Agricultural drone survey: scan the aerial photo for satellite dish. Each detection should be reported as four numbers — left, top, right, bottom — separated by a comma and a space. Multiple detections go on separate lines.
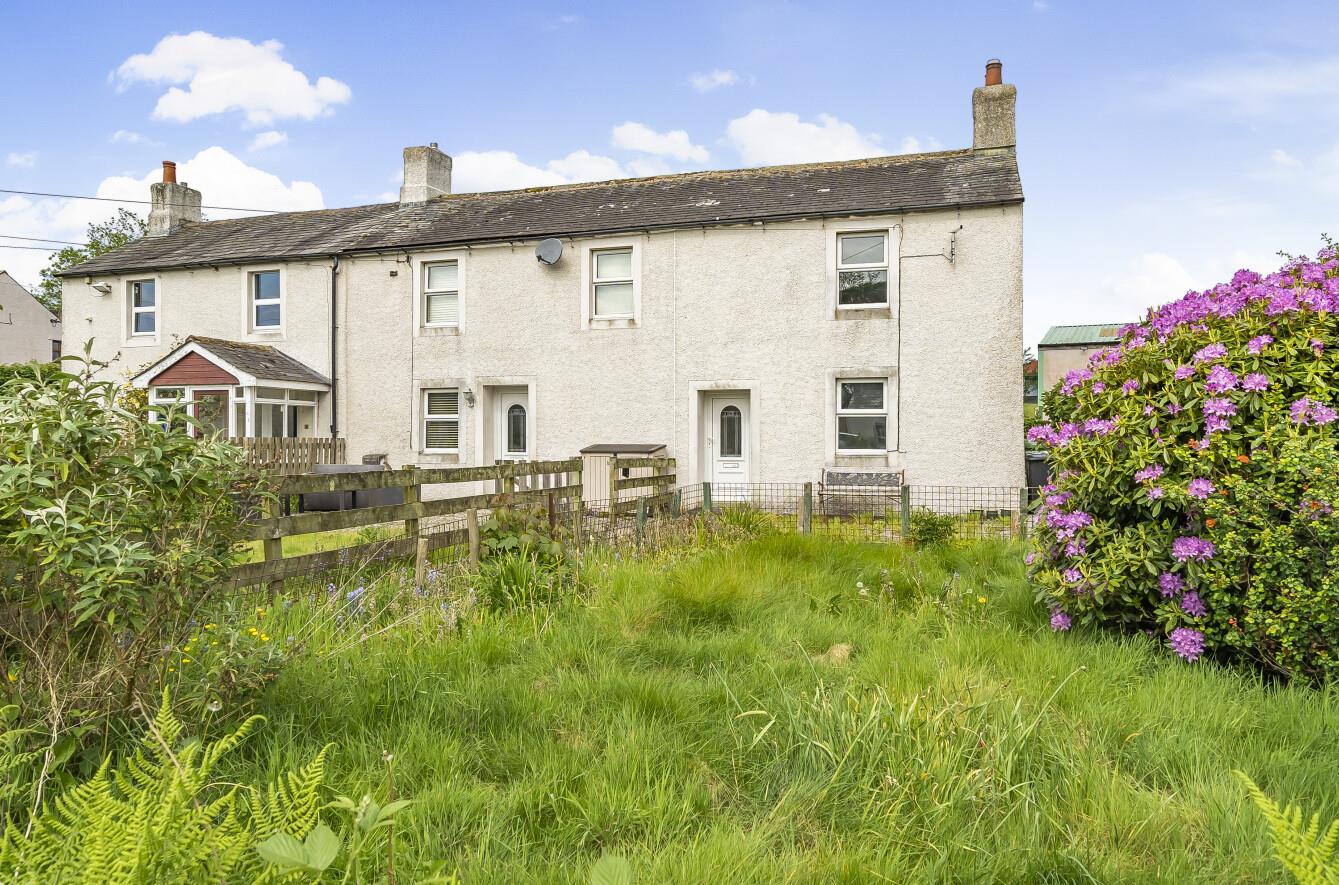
535, 238, 563, 265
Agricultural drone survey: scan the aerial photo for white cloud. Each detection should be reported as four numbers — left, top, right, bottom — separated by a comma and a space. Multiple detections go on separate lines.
452, 151, 568, 192
1157, 55, 1339, 116
0, 148, 322, 290
689, 69, 740, 93
1270, 148, 1301, 168
249, 130, 289, 151
610, 122, 709, 163
5, 151, 37, 167
110, 129, 156, 145
115, 31, 352, 126
546, 149, 627, 182
724, 109, 884, 165
897, 135, 942, 154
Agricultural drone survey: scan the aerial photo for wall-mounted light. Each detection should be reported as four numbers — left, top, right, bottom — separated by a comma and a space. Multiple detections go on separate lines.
91, 282, 112, 296
463, 389, 476, 408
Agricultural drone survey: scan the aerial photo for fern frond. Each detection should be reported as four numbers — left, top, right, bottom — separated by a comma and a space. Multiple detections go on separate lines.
1236, 770, 1339, 885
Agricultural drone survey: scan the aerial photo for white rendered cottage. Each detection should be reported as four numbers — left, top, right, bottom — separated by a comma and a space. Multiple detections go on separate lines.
63, 61, 1024, 489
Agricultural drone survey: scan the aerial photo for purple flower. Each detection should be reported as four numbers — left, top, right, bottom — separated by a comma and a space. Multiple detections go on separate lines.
1247, 334, 1273, 354
1064, 539, 1087, 557
1045, 491, 1072, 507
1291, 397, 1339, 426
1203, 397, 1236, 417
1172, 536, 1216, 562
1242, 373, 1269, 392
1121, 379, 1140, 395
1062, 567, 1083, 584
1092, 381, 1108, 394
1147, 486, 1165, 500
1180, 591, 1207, 618
1173, 364, 1195, 381
1025, 552, 1036, 565
1084, 417, 1118, 436
1158, 572, 1184, 597
1134, 463, 1165, 484
1205, 365, 1239, 394
1311, 338, 1325, 354
1205, 414, 1231, 434
1193, 343, 1228, 364
1166, 402, 1184, 415
1169, 627, 1206, 661
1050, 608, 1073, 632
1187, 478, 1215, 499
1143, 404, 1155, 416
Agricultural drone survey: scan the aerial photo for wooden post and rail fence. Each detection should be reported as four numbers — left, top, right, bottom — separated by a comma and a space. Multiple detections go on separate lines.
233, 456, 676, 588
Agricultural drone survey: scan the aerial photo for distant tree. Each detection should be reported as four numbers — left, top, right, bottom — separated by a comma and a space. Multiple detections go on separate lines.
36, 209, 146, 317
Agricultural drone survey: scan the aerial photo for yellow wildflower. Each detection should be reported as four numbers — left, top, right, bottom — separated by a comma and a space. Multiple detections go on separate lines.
260, 634, 270, 642
182, 656, 192, 664
977, 596, 987, 604
5, 672, 16, 684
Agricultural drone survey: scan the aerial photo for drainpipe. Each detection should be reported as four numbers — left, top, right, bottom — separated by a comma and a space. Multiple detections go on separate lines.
329, 254, 340, 437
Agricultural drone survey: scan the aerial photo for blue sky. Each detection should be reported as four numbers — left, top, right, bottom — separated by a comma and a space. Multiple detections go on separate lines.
2, 0, 1335, 347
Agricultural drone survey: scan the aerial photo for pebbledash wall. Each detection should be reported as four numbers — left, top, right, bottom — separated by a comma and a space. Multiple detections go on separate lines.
63, 203, 1022, 488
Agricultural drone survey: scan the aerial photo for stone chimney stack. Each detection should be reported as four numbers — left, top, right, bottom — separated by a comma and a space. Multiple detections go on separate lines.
147, 160, 203, 237
400, 143, 452, 204
972, 59, 1016, 152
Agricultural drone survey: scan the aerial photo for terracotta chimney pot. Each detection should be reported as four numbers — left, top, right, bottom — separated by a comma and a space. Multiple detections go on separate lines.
162, 160, 177, 184
985, 59, 1003, 86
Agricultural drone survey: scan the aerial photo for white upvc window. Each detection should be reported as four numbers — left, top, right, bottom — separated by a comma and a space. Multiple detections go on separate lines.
836, 232, 889, 307
836, 378, 888, 453
423, 261, 459, 327
591, 248, 634, 319
250, 270, 282, 330
422, 388, 460, 452
129, 279, 157, 336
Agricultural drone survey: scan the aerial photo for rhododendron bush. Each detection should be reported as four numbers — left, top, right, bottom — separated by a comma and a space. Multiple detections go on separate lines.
1028, 248, 1339, 680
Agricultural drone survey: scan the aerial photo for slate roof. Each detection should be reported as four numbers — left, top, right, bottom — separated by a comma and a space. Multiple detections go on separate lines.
63, 149, 1022, 277
1038, 324, 1126, 347
184, 336, 329, 385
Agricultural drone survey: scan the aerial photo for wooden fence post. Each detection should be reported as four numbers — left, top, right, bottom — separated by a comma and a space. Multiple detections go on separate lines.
900, 485, 913, 542
414, 536, 429, 591
1018, 487, 1030, 542
608, 456, 621, 512
262, 494, 284, 593
466, 507, 481, 566
702, 481, 713, 513
403, 465, 420, 539
799, 482, 813, 534
636, 496, 647, 546
671, 489, 682, 518
570, 462, 585, 548
546, 491, 557, 531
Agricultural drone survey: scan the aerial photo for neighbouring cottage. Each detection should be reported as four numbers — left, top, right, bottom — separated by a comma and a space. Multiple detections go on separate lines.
1037, 323, 1126, 394
0, 271, 62, 364
61, 61, 1024, 490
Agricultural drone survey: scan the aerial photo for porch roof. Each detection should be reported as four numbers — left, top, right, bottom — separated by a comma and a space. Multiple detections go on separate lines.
133, 336, 330, 389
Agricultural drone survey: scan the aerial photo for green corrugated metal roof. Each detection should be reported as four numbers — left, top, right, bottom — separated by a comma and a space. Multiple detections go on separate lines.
1038, 323, 1125, 347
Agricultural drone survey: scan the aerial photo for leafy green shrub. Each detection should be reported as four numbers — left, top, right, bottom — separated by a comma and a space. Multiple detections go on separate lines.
1236, 771, 1339, 884
908, 509, 957, 548
475, 550, 574, 611
0, 357, 260, 810
480, 504, 570, 562
1028, 249, 1339, 678
713, 503, 773, 535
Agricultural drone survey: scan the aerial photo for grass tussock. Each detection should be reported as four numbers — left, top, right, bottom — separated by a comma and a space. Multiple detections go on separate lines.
224, 535, 1339, 883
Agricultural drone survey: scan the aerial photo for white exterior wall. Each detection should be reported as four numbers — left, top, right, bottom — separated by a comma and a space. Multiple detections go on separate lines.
62, 260, 334, 430
0, 272, 62, 364
66, 204, 1022, 488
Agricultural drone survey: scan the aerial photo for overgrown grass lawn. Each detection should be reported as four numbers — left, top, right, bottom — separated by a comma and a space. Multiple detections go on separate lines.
233, 536, 1339, 882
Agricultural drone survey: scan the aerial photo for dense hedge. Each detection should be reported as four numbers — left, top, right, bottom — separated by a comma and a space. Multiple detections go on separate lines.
1028, 249, 1339, 680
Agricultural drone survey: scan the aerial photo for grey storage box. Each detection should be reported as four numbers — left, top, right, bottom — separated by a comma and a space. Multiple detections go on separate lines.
300, 463, 404, 512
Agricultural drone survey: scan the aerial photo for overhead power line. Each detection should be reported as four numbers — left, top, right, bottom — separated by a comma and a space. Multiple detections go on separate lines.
0, 233, 85, 245
0, 244, 61, 251
0, 188, 282, 214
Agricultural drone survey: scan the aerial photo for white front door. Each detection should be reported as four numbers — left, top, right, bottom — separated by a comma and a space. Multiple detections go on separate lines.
494, 390, 529, 461
707, 395, 749, 492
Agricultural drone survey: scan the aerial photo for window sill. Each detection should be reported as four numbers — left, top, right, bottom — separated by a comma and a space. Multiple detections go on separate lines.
834, 452, 892, 467
122, 336, 159, 348
418, 452, 461, 464
588, 317, 637, 330
834, 307, 892, 320
418, 325, 462, 337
